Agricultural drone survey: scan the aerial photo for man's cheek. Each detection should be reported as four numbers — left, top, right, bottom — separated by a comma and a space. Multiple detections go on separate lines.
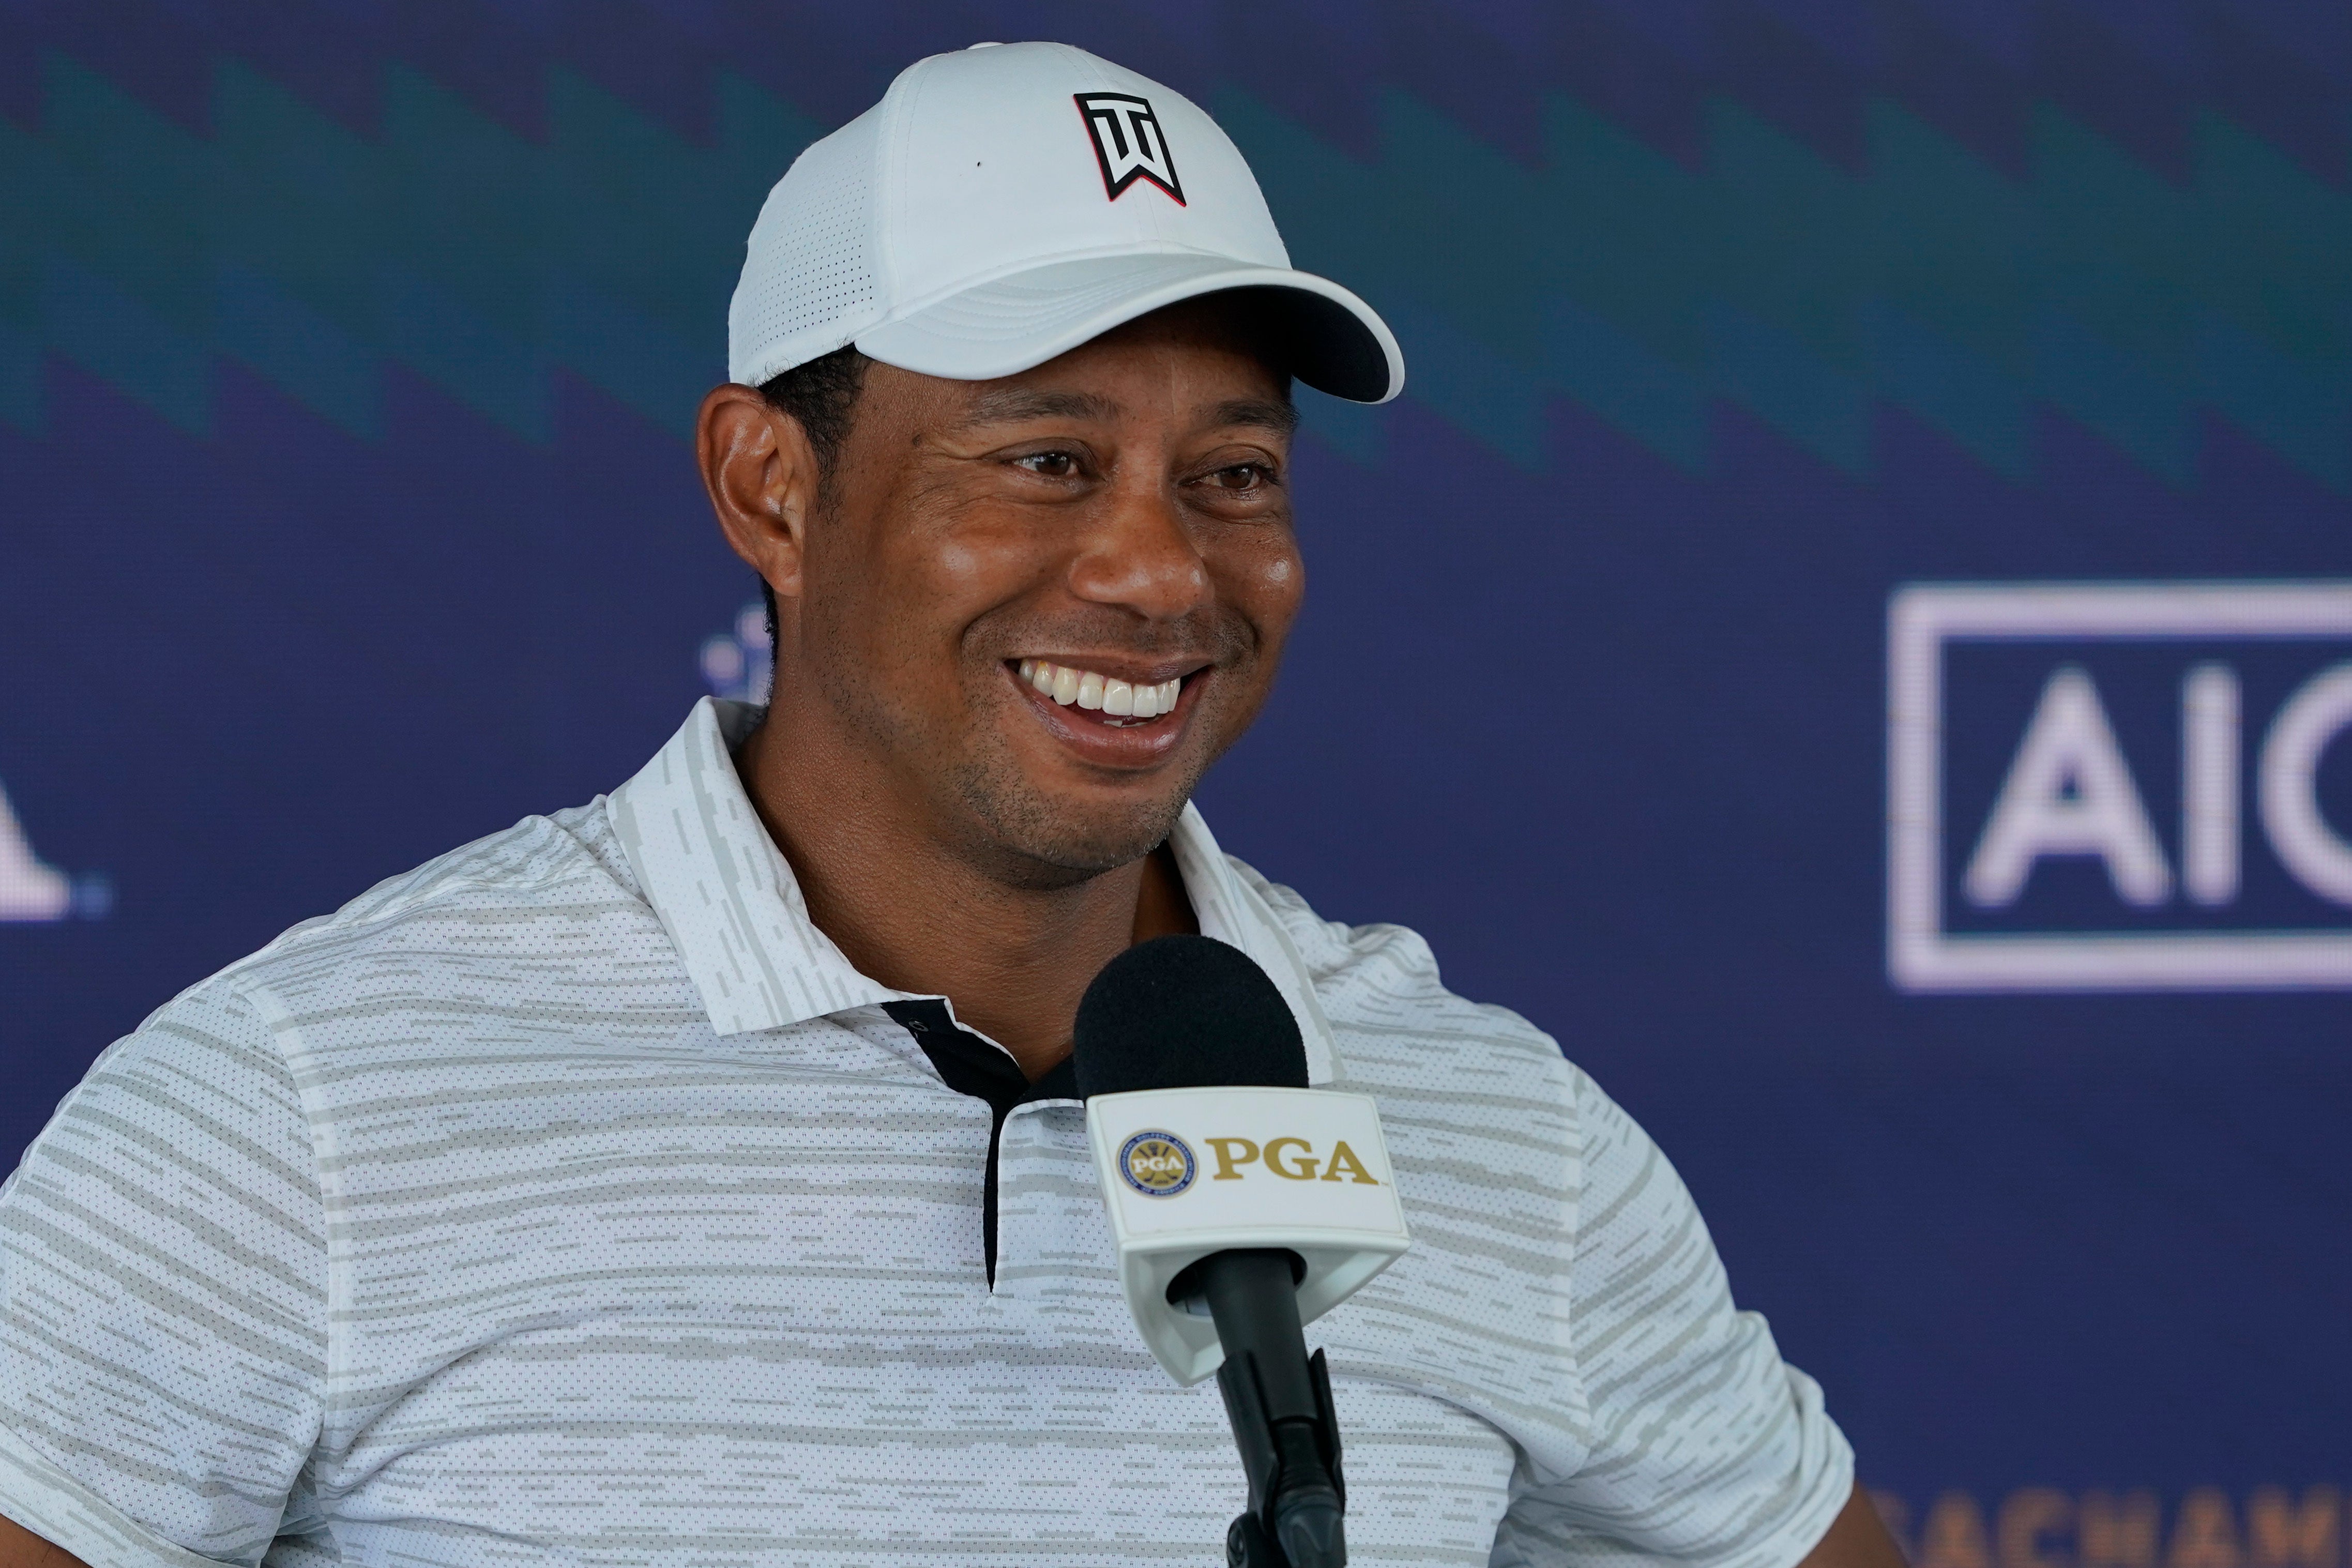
1226, 544, 1305, 650
927, 511, 1047, 604
1260, 546, 1300, 595
932, 537, 996, 591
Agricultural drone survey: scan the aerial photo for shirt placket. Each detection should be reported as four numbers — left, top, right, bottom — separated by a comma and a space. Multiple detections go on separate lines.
990, 1100, 1120, 1313
881, 998, 1086, 1290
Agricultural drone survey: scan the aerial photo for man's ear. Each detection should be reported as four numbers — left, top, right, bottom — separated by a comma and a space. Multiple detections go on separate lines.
697, 383, 822, 604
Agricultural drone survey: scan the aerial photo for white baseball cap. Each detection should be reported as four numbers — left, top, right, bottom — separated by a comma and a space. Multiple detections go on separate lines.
726, 41, 1404, 403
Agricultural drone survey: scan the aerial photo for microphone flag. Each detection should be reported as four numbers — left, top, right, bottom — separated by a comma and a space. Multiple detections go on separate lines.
1086, 1085, 1410, 1386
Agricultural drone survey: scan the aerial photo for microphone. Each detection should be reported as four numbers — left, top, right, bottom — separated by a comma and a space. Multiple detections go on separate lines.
1074, 936, 1410, 1568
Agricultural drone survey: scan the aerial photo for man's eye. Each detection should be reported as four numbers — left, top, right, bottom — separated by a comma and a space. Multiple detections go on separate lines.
1207, 464, 1269, 491
1015, 451, 1079, 478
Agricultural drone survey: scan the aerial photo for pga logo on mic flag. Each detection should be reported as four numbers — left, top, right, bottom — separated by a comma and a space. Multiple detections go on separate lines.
1116, 1130, 1199, 1196
1889, 582, 2352, 992
1088, 1088, 1410, 1386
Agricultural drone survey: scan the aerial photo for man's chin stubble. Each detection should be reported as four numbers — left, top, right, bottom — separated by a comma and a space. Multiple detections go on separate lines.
945, 755, 1201, 889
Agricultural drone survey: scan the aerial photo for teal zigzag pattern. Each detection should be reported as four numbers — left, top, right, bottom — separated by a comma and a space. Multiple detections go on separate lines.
0, 54, 816, 445
2, 50, 2347, 487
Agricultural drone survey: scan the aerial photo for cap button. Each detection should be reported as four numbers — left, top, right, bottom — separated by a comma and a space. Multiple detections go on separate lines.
966, 40, 1002, 48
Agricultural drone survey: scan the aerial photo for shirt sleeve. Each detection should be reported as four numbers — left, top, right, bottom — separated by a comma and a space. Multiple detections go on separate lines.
0, 983, 328, 1568
1490, 1071, 1854, 1568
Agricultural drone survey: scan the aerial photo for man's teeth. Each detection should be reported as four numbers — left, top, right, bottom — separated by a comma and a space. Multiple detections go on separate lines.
1019, 660, 1182, 719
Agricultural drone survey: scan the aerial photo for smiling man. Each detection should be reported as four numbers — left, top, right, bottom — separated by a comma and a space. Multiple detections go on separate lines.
0, 41, 1899, 1568
708, 303, 1304, 1085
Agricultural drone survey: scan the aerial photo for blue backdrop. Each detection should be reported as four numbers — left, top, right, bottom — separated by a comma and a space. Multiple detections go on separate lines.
5, 2, 2350, 1559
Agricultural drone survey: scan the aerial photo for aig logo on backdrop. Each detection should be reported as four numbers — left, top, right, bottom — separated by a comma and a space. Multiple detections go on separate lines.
1888, 583, 2352, 991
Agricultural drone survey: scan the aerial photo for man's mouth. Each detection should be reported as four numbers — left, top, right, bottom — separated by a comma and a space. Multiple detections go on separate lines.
1016, 658, 1187, 727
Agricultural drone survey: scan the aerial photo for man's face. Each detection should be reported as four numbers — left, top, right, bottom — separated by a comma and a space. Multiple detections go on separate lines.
786, 301, 1302, 884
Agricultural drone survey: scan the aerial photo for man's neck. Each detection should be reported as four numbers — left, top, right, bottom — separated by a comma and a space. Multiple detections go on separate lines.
733, 709, 1196, 1082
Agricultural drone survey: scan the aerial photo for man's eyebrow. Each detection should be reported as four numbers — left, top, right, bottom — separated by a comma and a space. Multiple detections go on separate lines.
1211, 398, 1301, 439
948, 389, 1300, 437
955, 389, 1122, 429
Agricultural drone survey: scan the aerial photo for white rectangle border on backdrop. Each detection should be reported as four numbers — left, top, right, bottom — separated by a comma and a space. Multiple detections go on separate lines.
1888, 581, 2352, 993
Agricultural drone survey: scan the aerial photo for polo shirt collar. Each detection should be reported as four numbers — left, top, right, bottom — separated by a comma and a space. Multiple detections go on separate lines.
606, 698, 1337, 1084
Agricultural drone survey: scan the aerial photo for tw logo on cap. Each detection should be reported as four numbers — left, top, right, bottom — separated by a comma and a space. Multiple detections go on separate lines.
1074, 93, 1185, 206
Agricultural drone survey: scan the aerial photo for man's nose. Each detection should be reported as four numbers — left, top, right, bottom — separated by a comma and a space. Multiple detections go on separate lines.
1065, 478, 1212, 623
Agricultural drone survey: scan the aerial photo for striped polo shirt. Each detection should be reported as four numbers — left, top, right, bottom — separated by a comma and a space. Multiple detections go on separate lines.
0, 698, 1853, 1568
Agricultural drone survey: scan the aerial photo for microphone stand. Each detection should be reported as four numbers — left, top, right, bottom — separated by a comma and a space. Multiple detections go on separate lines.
1192, 1251, 1348, 1568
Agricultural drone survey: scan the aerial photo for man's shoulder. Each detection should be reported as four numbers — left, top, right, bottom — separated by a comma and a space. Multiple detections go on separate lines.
1222, 853, 1581, 1106
180, 797, 651, 1015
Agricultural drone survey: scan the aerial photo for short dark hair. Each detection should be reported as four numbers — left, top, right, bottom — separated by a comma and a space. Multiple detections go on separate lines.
758, 344, 872, 479
752, 345, 873, 659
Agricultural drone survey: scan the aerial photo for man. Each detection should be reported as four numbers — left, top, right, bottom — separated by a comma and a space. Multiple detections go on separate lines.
0, 42, 1900, 1568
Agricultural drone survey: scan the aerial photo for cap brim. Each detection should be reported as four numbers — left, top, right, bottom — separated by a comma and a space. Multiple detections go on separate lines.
855, 253, 1404, 404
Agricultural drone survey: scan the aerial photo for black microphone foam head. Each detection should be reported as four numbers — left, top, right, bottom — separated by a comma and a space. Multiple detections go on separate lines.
1073, 934, 1308, 1098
